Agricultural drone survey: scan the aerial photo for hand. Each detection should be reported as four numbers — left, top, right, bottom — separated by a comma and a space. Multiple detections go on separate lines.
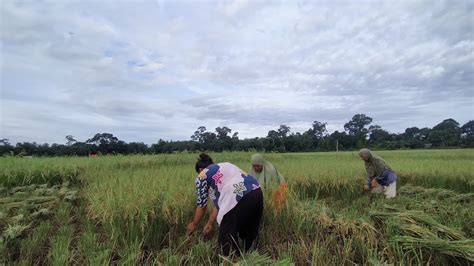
203, 223, 214, 237
186, 222, 197, 235
371, 179, 379, 188
363, 185, 370, 192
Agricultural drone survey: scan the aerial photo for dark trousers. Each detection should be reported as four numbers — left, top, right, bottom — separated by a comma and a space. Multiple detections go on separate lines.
218, 188, 264, 256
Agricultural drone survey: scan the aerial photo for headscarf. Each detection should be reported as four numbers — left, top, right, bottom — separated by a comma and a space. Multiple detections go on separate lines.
251, 153, 265, 165
359, 148, 392, 178
248, 153, 285, 190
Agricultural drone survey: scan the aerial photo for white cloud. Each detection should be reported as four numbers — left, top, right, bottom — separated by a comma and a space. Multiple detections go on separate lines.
1, 0, 473, 144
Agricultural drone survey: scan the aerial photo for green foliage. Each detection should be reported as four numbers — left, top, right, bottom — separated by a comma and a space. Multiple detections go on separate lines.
2, 116, 473, 156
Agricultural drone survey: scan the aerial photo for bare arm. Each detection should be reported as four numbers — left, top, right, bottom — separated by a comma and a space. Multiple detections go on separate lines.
206, 207, 218, 226
203, 207, 218, 237
192, 206, 206, 225
187, 206, 206, 235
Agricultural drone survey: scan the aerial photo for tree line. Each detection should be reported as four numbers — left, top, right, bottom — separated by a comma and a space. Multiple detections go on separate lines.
1, 114, 473, 156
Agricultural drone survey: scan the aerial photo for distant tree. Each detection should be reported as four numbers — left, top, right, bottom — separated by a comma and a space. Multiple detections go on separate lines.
127, 142, 148, 154
4, 116, 472, 156
86, 133, 118, 145
230, 132, 239, 151
325, 131, 352, 151
278, 125, 291, 152
402, 127, 423, 148
307, 121, 328, 139
301, 121, 327, 150
428, 119, 461, 147
265, 126, 291, 152
461, 120, 474, 147
215, 127, 231, 139
0, 138, 10, 146
15, 142, 39, 156
419, 127, 431, 141
267, 130, 279, 140
344, 114, 373, 136
344, 114, 373, 148
65, 135, 77, 146
0, 138, 13, 155
69, 142, 91, 156
86, 133, 120, 154
191, 126, 207, 143
277, 125, 291, 138
266, 130, 280, 150
202, 131, 218, 150
215, 126, 233, 151
368, 125, 391, 147
151, 139, 167, 153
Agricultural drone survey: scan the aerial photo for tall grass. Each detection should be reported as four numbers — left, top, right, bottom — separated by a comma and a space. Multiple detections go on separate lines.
1, 149, 473, 264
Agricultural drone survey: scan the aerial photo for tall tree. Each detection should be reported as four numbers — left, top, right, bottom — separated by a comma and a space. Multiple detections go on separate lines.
215, 127, 232, 139
344, 114, 373, 148
428, 119, 461, 147
277, 125, 291, 138
461, 120, 474, 147
65, 135, 77, 146
267, 130, 281, 151
191, 126, 207, 143
86, 133, 120, 154
86, 133, 118, 145
368, 125, 391, 146
215, 126, 233, 151
344, 114, 373, 136
307, 121, 328, 139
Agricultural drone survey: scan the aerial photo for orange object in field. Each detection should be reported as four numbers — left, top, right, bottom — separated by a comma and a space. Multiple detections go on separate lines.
272, 183, 288, 210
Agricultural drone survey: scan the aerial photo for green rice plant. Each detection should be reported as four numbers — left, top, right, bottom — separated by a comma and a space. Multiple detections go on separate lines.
233, 251, 293, 265
78, 217, 111, 265
1, 149, 473, 264
19, 221, 53, 264
118, 238, 141, 265
48, 202, 74, 265
186, 240, 215, 264
393, 236, 474, 262
153, 248, 183, 265
49, 225, 73, 266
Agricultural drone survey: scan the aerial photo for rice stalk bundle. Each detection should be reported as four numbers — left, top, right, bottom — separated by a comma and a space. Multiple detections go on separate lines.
392, 236, 474, 262
370, 210, 465, 241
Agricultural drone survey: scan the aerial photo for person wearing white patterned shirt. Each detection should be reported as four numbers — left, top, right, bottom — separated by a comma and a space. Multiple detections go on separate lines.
186, 154, 263, 256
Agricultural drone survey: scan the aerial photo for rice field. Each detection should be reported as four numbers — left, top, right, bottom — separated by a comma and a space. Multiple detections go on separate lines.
1, 149, 473, 265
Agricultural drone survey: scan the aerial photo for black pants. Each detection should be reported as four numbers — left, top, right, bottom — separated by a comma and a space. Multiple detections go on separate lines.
218, 188, 263, 256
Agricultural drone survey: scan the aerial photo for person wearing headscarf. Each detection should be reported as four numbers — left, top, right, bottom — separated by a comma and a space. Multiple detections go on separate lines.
186, 153, 263, 257
359, 148, 397, 198
248, 153, 286, 190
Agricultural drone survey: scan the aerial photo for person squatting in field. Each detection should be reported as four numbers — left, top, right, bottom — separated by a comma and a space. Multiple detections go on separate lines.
248, 153, 288, 209
359, 148, 398, 198
247, 153, 286, 191
186, 153, 264, 256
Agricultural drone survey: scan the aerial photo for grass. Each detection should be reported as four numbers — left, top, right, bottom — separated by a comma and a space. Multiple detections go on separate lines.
0, 149, 473, 264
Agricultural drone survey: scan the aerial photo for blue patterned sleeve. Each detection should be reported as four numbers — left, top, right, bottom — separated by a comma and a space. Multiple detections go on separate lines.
195, 176, 208, 208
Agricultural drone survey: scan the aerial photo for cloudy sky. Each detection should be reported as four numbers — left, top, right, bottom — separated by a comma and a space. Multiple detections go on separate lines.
1, 0, 473, 144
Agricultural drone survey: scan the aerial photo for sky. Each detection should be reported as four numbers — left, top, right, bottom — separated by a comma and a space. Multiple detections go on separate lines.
1, 0, 473, 144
